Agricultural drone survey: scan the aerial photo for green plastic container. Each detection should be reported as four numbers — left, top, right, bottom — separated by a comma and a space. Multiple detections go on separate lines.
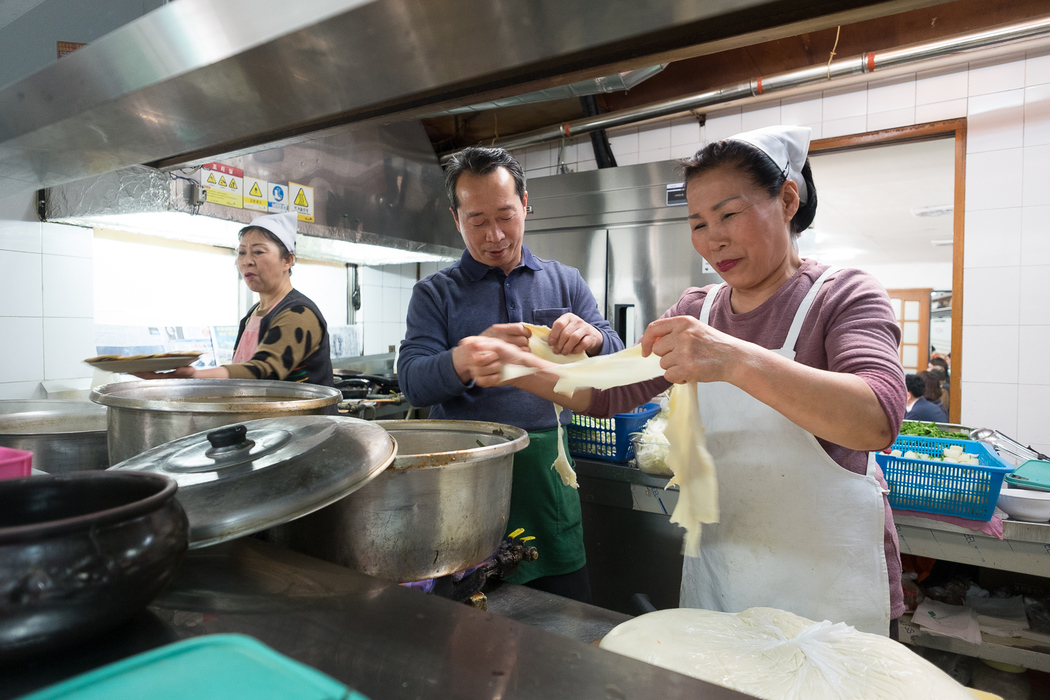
1005, 459, 1050, 492
19, 634, 368, 700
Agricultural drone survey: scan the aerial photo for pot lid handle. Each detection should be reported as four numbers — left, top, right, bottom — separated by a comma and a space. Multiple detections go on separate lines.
206, 425, 255, 455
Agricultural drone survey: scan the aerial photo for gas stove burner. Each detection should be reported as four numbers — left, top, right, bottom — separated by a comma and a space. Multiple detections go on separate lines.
400, 534, 538, 608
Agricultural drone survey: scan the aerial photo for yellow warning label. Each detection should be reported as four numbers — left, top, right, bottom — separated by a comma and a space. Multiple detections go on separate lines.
289, 181, 314, 222
207, 173, 217, 184
218, 176, 227, 187
243, 176, 268, 212
229, 179, 237, 190
204, 189, 241, 207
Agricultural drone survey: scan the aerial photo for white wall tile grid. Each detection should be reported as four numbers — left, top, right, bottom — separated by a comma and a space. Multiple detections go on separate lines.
504, 47, 1050, 449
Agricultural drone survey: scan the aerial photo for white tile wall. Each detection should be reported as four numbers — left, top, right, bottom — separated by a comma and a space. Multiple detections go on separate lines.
43, 317, 95, 380
915, 99, 967, 123
0, 316, 44, 383
0, 250, 42, 316
963, 208, 1021, 269
1017, 385, 1050, 447
966, 89, 1024, 153
822, 84, 867, 120
1026, 49, 1050, 87
42, 254, 93, 318
969, 57, 1026, 96
740, 103, 781, 131
1024, 84, 1050, 146
360, 263, 419, 356
867, 74, 916, 113
1019, 265, 1050, 325
1022, 143, 1050, 207
0, 381, 46, 399
1021, 206, 1050, 265
1019, 326, 1050, 385
0, 219, 40, 254
41, 222, 92, 258
705, 108, 742, 142
965, 148, 1023, 210
916, 66, 968, 106
961, 267, 1020, 326
960, 381, 1019, 437
960, 324, 1018, 384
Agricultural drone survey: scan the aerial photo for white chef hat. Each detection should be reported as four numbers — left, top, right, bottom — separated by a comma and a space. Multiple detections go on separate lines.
241, 211, 298, 254
728, 125, 812, 204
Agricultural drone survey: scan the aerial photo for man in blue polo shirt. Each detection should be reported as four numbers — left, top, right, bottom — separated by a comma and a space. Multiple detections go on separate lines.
397, 146, 622, 602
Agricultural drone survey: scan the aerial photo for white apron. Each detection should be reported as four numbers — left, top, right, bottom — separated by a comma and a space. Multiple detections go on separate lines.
680, 267, 892, 635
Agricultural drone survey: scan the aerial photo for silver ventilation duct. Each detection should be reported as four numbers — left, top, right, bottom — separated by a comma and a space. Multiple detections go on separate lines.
0, 0, 945, 199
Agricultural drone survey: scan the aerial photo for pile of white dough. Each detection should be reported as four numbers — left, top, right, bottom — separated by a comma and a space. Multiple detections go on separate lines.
599, 607, 976, 700
503, 325, 718, 555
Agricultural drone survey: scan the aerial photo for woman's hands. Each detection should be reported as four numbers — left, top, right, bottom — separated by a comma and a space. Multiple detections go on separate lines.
640, 315, 748, 385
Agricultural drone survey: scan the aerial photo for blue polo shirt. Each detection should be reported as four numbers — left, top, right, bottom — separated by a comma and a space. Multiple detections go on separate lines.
397, 246, 623, 431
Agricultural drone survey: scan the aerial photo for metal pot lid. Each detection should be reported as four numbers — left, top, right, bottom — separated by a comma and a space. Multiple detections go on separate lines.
0, 400, 107, 435
110, 415, 396, 549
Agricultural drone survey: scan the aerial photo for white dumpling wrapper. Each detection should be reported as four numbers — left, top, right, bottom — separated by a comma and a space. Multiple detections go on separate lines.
599, 607, 974, 700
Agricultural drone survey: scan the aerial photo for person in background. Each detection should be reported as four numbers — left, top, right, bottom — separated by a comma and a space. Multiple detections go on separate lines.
905, 372, 948, 422
135, 212, 336, 394
475, 126, 906, 637
927, 356, 951, 410
397, 146, 624, 603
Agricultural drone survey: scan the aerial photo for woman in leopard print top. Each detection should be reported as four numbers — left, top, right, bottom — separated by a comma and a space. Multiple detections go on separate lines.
135, 212, 334, 389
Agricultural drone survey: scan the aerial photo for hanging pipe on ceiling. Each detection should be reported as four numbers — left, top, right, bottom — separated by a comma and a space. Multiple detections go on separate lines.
438, 15, 1050, 163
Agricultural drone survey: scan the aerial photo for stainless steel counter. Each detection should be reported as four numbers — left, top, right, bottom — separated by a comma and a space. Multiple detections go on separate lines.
3, 539, 752, 700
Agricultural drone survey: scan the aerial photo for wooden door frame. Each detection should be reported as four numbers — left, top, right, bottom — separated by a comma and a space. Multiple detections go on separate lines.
810, 118, 967, 424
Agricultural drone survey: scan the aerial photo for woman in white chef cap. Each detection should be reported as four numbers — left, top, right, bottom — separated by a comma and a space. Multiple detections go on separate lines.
469, 126, 908, 638
136, 212, 336, 393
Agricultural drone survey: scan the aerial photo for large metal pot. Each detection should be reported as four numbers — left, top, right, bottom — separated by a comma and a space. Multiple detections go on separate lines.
90, 379, 341, 463
266, 420, 529, 582
0, 400, 109, 473
0, 471, 188, 659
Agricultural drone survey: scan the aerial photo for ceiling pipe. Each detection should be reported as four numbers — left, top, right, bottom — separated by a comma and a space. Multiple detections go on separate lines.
438, 16, 1050, 162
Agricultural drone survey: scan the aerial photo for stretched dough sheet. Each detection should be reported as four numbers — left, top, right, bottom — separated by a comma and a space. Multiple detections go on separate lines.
503, 330, 718, 546
665, 383, 718, 557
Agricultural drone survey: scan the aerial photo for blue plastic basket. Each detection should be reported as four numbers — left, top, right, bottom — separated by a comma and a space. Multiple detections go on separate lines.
567, 402, 660, 463
875, 435, 1014, 521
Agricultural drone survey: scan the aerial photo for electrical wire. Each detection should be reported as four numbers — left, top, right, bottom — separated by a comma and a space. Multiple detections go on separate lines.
827, 26, 841, 79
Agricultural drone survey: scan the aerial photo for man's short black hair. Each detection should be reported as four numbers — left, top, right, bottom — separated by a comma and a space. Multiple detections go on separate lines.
444, 146, 526, 211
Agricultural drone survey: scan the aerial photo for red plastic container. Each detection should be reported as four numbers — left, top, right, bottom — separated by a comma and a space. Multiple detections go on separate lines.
0, 446, 32, 480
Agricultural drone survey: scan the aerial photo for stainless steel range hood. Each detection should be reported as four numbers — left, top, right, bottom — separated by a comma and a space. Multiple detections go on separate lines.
0, 0, 943, 199
44, 119, 465, 265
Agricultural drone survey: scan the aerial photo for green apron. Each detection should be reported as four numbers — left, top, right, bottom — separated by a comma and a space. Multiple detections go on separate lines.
502, 426, 586, 584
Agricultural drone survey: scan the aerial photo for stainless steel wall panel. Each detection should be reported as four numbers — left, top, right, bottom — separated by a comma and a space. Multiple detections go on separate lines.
608, 223, 721, 338
524, 229, 608, 314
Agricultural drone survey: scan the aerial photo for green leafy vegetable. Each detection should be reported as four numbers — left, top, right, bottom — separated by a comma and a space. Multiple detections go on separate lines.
898, 421, 970, 440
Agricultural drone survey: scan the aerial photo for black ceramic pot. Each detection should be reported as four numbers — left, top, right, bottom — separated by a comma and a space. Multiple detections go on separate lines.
0, 471, 188, 660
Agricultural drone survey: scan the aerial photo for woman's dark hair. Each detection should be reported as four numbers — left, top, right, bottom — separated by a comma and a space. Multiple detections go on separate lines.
919, 371, 942, 402
905, 373, 925, 399
443, 146, 527, 211
238, 226, 294, 275
681, 139, 817, 236
929, 357, 949, 374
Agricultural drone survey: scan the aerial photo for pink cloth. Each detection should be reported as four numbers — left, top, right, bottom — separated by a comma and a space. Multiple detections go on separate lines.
893, 509, 1004, 539
232, 313, 262, 364
588, 259, 909, 618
